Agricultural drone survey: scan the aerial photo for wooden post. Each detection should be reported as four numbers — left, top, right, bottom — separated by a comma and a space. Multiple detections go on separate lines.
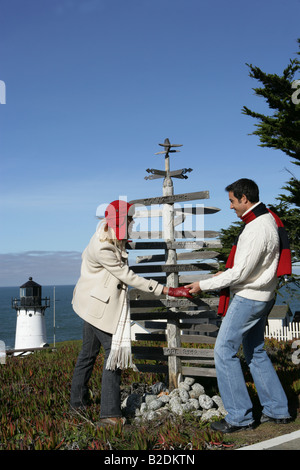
162, 138, 182, 389
128, 138, 222, 382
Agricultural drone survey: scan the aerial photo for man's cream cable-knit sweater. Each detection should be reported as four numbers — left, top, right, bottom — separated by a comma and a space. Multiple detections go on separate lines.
199, 211, 280, 302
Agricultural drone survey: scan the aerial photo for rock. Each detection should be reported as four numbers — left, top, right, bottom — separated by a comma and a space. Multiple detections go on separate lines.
144, 394, 157, 405
184, 377, 195, 387
170, 402, 183, 416
179, 389, 190, 403
169, 397, 183, 415
178, 381, 190, 392
201, 409, 222, 421
192, 410, 203, 418
212, 395, 227, 415
190, 383, 205, 398
188, 398, 200, 410
148, 398, 164, 411
182, 402, 194, 413
159, 394, 170, 404
150, 382, 167, 395
199, 394, 214, 410
169, 396, 181, 406
121, 393, 142, 416
211, 395, 223, 407
145, 410, 157, 421
122, 380, 224, 424
140, 402, 148, 413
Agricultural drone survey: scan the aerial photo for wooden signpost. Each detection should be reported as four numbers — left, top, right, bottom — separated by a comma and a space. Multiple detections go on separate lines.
128, 138, 222, 388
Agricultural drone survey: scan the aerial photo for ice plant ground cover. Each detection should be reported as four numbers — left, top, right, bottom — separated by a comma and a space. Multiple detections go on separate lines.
0, 339, 299, 450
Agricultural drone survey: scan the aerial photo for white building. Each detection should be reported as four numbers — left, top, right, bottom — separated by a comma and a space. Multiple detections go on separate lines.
12, 277, 50, 355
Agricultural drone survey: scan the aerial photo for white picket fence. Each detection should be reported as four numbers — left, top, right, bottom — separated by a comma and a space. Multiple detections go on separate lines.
265, 322, 300, 341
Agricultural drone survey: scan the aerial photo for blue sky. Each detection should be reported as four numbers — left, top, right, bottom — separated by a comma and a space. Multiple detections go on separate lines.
0, 0, 299, 286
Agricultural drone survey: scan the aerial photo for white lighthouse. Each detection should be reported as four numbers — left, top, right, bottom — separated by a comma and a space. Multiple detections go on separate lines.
12, 277, 50, 355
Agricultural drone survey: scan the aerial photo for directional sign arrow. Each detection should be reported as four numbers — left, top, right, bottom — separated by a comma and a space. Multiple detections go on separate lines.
158, 141, 183, 148
145, 168, 193, 180
146, 169, 166, 176
133, 206, 220, 218
129, 190, 209, 206
155, 149, 181, 155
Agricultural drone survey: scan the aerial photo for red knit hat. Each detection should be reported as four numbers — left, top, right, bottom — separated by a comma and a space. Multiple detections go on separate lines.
105, 200, 133, 241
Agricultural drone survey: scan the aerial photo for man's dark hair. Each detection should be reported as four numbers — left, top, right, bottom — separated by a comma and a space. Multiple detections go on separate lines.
225, 178, 259, 203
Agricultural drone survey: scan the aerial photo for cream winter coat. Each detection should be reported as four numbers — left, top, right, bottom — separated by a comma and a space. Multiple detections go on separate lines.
72, 233, 164, 334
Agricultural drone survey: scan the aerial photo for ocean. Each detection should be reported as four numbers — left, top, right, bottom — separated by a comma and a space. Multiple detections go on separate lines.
1, 283, 299, 351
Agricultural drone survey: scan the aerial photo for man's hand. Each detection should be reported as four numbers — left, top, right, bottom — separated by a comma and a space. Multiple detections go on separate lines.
168, 287, 193, 298
184, 282, 201, 295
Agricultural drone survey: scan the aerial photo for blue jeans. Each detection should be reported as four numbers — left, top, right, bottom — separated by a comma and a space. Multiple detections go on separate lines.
214, 295, 290, 427
70, 321, 122, 418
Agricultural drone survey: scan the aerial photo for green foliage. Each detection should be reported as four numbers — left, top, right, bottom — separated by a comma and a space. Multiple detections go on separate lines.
242, 39, 300, 164
241, 39, 300, 264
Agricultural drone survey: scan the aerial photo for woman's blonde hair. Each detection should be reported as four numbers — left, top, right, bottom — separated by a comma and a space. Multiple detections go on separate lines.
96, 219, 123, 248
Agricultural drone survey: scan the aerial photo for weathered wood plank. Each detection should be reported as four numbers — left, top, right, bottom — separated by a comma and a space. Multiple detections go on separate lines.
132, 346, 166, 360
127, 240, 221, 250
129, 190, 210, 206
134, 333, 216, 344
181, 334, 216, 344
181, 359, 215, 365
180, 323, 219, 332
174, 230, 219, 239
129, 230, 219, 239
178, 251, 219, 260
135, 251, 220, 264
181, 366, 217, 378
141, 274, 212, 283
129, 297, 219, 309
179, 274, 213, 284
143, 321, 166, 330
131, 262, 219, 273
131, 311, 219, 321
163, 347, 215, 358
141, 321, 219, 334
174, 207, 220, 215
135, 333, 166, 342
132, 346, 215, 359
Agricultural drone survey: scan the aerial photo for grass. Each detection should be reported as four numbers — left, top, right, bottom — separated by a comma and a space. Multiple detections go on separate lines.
0, 338, 299, 450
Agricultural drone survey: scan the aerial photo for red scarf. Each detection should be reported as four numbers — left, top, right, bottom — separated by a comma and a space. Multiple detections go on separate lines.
218, 203, 292, 317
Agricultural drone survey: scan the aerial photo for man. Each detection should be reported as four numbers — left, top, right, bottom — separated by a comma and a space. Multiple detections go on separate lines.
185, 178, 291, 433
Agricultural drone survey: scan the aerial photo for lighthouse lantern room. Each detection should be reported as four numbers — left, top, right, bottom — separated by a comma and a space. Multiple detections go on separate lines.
12, 277, 50, 354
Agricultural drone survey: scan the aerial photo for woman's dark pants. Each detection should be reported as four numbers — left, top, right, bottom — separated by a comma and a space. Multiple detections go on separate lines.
70, 321, 122, 418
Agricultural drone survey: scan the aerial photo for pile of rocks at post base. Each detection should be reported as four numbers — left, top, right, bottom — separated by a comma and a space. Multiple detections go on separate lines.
120, 377, 227, 423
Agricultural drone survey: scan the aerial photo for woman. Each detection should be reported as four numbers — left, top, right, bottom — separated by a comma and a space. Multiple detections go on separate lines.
70, 199, 190, 427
